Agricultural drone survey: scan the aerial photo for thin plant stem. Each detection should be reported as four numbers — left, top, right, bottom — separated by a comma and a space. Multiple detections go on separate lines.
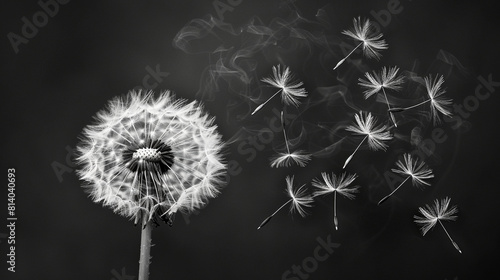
343, 135, 368, 169
252, 89, 283, 115
333, 191, 338, 230
438, 220, 462, 254
138, 220, 153, 280
378, 176, 410, 205
390, 99, 431, 113
381, 88, 397, 127
281, 111, 291, 154
333, 42, 363, 70
257, 199, 292, 229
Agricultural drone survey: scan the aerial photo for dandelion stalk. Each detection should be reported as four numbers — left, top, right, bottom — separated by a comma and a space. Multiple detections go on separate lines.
282, 111, 291, 154
438, 220, 462, 254
333, 191, 338, 230
389, 99, 431, 113
343, 135, 368, 169
138, 220, 152, 280
257, 199, 292, 230
382, 88, 398, 127
377, 176, 410, 205
252, 89, 282, 115
269, 111, 311, 168
333, 42, 363, 70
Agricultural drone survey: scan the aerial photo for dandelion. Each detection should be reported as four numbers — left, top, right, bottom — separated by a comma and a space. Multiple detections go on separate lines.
358, 66, 405, 127
312, 172, 359, 230
76, 90, 226, 280
343, 111, 392, 169
414, 197, 462, 253
333, 17, 388, 70
389, 74, 452, 124
257, 176, 313, 229
270, 111, 311, 168
252, 65, 307, 115
378, 154, 433, 205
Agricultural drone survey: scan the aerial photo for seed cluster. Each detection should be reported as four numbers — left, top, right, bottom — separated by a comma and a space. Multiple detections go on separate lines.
133, 148, 162, 162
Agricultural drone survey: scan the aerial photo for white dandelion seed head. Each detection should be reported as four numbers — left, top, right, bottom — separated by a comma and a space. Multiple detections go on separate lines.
285, 176, 314, 217
358, 66, 405, 99
76, 90, 226, 225
391, 153, 434, 187
346, 111, 393, 151
261, 65, 308, 107
342, 17, 388, 60
312, 172, 359, 199
424, 74, 453, 124
269, 150, 311, 168
414, 197, 458, 236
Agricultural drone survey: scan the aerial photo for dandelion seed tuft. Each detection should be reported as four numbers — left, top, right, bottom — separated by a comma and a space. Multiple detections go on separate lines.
334, 17, 388, 69
257, 176, 313, 229
253, 65, 307, 115
414, 197, 462, 253
343, 111, 392, 168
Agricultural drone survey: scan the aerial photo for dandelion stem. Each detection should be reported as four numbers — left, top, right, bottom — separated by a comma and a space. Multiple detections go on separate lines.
281, 111, 291, 154
333, 191, 338, 230
257, 199, 292, 230
252, 89, 283, 115
381, 88, 397, 127
138, 220, 152, 280
438, 220, 462, 254
389, 99, 431, 113
333, 42, 363, 70
343, 135, 368, 169
378, 176, 410, 205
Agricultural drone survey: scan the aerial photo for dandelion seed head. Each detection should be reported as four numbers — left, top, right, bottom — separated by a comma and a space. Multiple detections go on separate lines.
76, 90, 226, 225
391, 153, 434, 187
358, 66, 405, 99
342, 17, 388, 60
270, 150, 311, 168
312, 172, 359, 199
414, 197, 458, 236
425, 74, 453, 124
286, 176, 314, 217
261, 65, 307, 107
346, 111, 393, 151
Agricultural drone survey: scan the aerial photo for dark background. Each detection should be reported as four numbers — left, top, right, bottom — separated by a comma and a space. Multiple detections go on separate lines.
2, 0, 499, 279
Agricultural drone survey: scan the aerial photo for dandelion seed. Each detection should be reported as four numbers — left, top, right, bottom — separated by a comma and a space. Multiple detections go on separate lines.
358, 66, 405, 127
312, 172, 358, 230
270, 150, 311, 168
378, 154, 433, 205
414, 197, 462, 253
76, 90, 226, 280
257, 176, 313, 229
389, 74, 452, 124
334, 17, 388, 70
252, 65, 307, 115
270, 111, 311, 168
343, 111, 392, 169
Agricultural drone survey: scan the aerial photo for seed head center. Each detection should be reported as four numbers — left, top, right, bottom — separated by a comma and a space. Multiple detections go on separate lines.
133, 148, 161, 162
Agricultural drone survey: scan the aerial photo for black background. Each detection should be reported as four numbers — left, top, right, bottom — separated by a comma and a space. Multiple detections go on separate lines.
2, 0, 500, 279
